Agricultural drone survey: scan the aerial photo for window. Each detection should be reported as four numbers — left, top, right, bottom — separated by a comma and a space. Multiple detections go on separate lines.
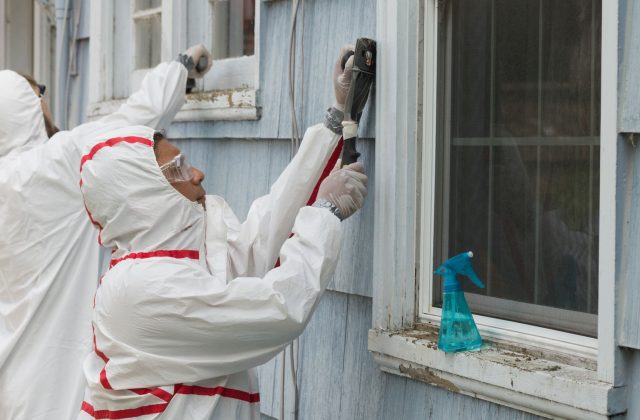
89, 0, 259, 122
209, 0, 255, 59
2, 0, 34, 74
427, 0, 601, 337
1, 0, 56, 113
370, 1, 622, 416
133, 0, 162, 71
185, 0, 257, 93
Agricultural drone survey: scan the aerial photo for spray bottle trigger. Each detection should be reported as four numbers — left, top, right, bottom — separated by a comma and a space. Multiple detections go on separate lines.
436, 251, 486, 289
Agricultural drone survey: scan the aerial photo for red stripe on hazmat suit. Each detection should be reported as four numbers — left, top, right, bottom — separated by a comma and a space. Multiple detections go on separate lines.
78, 121, 343, 419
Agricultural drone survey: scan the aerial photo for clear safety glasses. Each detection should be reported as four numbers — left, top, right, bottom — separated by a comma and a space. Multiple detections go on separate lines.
159, 153, 194, 183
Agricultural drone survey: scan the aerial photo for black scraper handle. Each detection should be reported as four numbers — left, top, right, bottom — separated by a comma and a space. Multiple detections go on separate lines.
187, 56, 210, 93
341, 137, 360, 166
341, 50, 358, 166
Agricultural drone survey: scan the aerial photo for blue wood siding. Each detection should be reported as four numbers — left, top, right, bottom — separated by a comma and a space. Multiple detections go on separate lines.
173, 136, 375, 298
257, 291, 542, 420
167, 0, 375, 141
66, 0, 640, 418
618, 0, 640, 133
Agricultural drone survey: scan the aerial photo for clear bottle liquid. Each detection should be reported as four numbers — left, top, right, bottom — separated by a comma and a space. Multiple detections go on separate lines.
438, 290, 482, 352
435, 251, 485, 353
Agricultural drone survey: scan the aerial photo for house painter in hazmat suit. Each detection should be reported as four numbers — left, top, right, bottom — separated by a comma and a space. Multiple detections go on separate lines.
0, 45, 212, 420
78, 48, 366, 419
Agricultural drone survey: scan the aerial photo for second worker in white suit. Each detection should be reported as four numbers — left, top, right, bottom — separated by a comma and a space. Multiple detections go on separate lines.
0, 45, 212, 420
78, 47, 367, 419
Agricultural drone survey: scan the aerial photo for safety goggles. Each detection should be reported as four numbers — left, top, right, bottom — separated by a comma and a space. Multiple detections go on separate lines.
159, 153, 194, 183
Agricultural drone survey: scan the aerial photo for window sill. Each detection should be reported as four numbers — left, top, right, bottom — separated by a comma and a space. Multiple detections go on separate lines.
368, 327, 625, 419
87, 88, 259, 123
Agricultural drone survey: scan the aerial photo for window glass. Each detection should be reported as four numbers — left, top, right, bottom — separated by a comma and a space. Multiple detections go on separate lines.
210, 0, 255, 59
434, 0, 601, 336
133, 1, 162, 70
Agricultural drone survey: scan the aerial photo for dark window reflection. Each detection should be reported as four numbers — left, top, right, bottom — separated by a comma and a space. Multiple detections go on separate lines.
435, 0, 601, 334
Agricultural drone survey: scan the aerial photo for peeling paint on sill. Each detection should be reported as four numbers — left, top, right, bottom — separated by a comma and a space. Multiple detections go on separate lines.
399, 364, 460, 393
88, 88, 258, 123
369, 329, 624, 419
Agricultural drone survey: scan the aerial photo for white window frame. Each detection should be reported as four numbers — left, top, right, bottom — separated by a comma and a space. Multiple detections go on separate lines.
419, 0, 599, 354
130, 1, 164, 89
88, 0, 260, 122
369, 1, 624, 418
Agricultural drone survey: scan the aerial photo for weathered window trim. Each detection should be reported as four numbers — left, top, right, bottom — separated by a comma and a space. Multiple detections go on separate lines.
370, 0, 623, 417
88, 0, 260, 122
369, 328, 624, 419
87, 88, 259, 122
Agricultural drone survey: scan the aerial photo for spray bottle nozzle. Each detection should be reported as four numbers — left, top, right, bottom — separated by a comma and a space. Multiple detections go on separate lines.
434, 251, 485, 291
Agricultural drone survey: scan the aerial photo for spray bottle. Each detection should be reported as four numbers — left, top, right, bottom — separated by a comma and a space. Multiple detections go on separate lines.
435, 251, 486, 352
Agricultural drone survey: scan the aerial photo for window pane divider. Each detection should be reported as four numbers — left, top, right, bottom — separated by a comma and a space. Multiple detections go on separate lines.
451, 136, 599, 147
132, 7, 162, 21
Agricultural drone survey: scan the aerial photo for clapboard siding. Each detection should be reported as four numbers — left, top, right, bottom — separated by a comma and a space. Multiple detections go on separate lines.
173, 136, 376, 298
62, 0, 640, 418
618, 0, 640, 133
166, 0, 375, 141
257, 290, 543, 420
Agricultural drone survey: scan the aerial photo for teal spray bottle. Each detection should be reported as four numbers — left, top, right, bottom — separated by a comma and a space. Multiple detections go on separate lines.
435, 251, 486, 352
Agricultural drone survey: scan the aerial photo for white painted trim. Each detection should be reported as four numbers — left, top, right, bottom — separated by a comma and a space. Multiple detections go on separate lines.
418, 0, 439, 330
370, 0, 623, 414
86, 88, 259, 123
372, 0, 421, 330
89, 0, 114, 104
162, 0, 185, 62
203, 55, 257, 91
597, 0, 620, 385
369, 330, 625, 419
132, 7, 162, 20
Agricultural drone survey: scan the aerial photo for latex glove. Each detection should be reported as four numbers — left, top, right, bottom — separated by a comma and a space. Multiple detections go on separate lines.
333, 44, 355, 113
316, 161, 368, 221
180, 44, 213, 78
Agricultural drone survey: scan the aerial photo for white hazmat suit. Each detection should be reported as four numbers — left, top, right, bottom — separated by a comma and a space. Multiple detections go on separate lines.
78, 121, 345, 419
0, 61, 189, 420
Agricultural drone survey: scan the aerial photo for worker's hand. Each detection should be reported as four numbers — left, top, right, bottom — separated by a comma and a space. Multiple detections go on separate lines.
179, 44, 213, 78
333, 45, 355, 115
316, 161, 368, 221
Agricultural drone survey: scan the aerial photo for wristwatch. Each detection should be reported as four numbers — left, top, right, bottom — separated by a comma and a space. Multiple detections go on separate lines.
323, 107, 344, 135
176, 53, 195, 72
312, 198, 343, 221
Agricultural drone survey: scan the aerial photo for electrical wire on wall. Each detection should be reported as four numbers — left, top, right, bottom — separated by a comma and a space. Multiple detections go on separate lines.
64, 0, 81, 128
282, 0, 304, 419
288, 0, 304, 156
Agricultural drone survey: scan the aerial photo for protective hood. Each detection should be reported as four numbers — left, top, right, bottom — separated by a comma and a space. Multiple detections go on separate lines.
80, 125, 204, 258
0, 70, 47, 158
